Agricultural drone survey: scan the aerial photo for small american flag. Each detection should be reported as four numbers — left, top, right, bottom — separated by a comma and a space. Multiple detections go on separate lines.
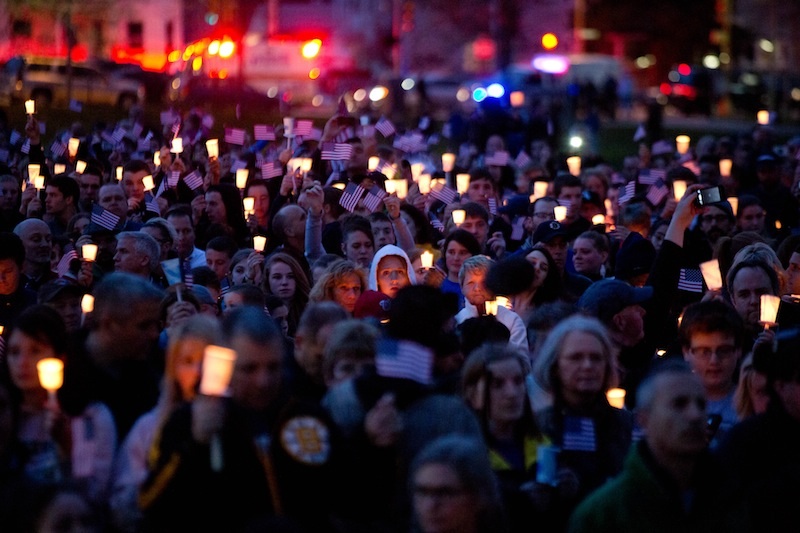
55, 247, 78, 278
618, 181, 637, 204
514, 150, 532, 169
321, 142, 354, 161
335, 127, 355, 143
375, 117, 396, 138
678, 268, 704, 293
376, 339, 433, 385
183, 170, 204, 191
364, 185, 388, 213
646, 182, 669, 206
132, 123, 144, 139
339, 183, 366, 212
50, 140, 66, 158
171, 121, 181, 138
20, 139, 30, 155
224, 128, 246, 145
430, 182, 457, 204
112, 127, 127, 143
261, 161, 283, 179
154, 178, 168, 198
137, 139, 151, 152
91, 204, 120, 230
294, 120, 313, 137
563, 416, 597, 452
8, 130, 22, 146
0, 149, 8, 163
359, 125, 375, 139
168, 171, 181, 188
485, 151, 510, 166
682, 160, 701, 176
145, 195, 161, 215
637, 168, 666, 185
254, 124, 276, 141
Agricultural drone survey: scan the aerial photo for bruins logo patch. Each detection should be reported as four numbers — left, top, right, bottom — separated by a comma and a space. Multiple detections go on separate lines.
280, 416, 330, 465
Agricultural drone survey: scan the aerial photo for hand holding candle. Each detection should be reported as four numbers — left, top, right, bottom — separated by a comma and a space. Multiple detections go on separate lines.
253, 235, 267, 253
82, 243, 98, 262
25, 100, 35, 115
200, 345, 237, 397
206, 139, 219, 159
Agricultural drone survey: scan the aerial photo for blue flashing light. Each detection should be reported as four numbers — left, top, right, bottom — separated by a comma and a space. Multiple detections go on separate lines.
472, 87, 488, 102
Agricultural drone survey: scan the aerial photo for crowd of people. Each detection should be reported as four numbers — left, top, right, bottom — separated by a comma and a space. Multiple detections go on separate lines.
0, 99, 799, 532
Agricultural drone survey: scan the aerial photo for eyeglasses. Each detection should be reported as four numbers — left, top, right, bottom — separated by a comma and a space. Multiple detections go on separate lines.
689, 345, 738, 360
701, 214, 729, 224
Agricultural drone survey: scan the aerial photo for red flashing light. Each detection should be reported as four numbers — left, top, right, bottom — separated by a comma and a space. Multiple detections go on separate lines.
678, 63, 691, 76
659, 82, 672, 95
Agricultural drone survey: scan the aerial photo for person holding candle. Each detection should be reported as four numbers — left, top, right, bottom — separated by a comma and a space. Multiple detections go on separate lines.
165, 206, 206, 269
197, 184, 249, 248
243, 179, 273, 238
309, 260, 367, 315
120, 160, 153, 222
532, 314, 633, 525
366, 244, 416, 301
5, 305, 116, 506
110, 315, 222, 531
726, 254, 782, 351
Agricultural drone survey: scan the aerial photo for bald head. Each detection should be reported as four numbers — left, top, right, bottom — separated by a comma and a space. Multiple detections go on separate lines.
14, 218, 52, 267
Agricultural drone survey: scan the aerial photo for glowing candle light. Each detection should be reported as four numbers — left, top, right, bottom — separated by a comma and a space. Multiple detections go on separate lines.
368, 156, 380, 171
673, 180, 687, 201
719, 158, 732, 178
699, 259, 723, 291
757, 110, 770, 125
554, 205, 568, 222
760, 294, 780, 327
243, 197, 255, 213
592, 214, 605, 226
206, 139, 219, 159
394, 179, 408, 200
675, 135, 690, 155
411, 163, 425, 181
418, 173, 432, 195
456, 173, 470, 195
81, 294, 95, 314
68, 138, 80, 158
727, 197, 738, 216
116, 166, 123, 181
441, 153, 456, 172
253, 235, 267, 252
171, 137, 183, 154
153, 151, 161, 167
421, 250, 434, 269
37, 358, 64, 393
75, 160, 87, 174
200, 345, 237, 397
566, 156, 581, 176
235, 169, 249, 190
532, 181, 548, 201
54, 164, 66, 175
606, 388, 626, 409
82, 243, 98, 262
25, 99, 35, 115
452, 209, 466, 226
142, 175, 155, 191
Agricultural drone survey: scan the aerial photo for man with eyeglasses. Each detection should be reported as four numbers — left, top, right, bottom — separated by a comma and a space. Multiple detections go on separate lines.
679, 299, 745, 446
698, 202, 734, 245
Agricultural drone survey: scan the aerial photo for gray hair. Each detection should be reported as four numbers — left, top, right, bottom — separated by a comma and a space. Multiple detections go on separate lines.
532, 314, 617, 395
143, 217, 177, 245
118, 231, 161, 273
93, 272, 164, 321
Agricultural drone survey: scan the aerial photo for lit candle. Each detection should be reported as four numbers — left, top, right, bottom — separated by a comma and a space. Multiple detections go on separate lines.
82, 243, 98, 262
699, 259, 723, 291
673, 180, 687, 201
300, 158, 313, 173
81, 294, 95, 314
243, 197, 255, 213
333, 183, 345, 190
411, 163, 425, 181
509, 91, 525, 108
757, 110, 770, 125
591, 214, 605, 226
54, 164, 66, 175
418, 173, 432, 195
34, 176, 45, 191
68, 138, 80, 158
28, 164, 40, 182
675, 135, 690, 155
368, 156, 379, 171
75, 160, 87, 174
200, 345, 238, 396
554, 205, 568, 222
728, 197, 738, 216
171, 137, 183, 154
253, 235, 267, 252
153, 151, 161, 167
235, 169, 249, 190
495, 296, 509, 309
719, 158, 732, 178
566, 156, 581, 176
485, 299, 498, 316
206, 139, 219, 159
456, 173, 470, 195
394, 179, 408, 200
142, 175, 155, 191
533, 181, 548, 201
37, 358, 64, 397
25, 99, 35, 115
442, 153, 456, 173
116, 166, 123, 181
384, 180, 397, 195
760, 294, 780, 327
452, 209, 466, 226
420, 250, 434, 269
606, 388, 626, 409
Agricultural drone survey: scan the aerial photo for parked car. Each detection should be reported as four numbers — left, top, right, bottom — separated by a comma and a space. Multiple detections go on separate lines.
0, 56, 145, 110
168, 74, 280, 115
